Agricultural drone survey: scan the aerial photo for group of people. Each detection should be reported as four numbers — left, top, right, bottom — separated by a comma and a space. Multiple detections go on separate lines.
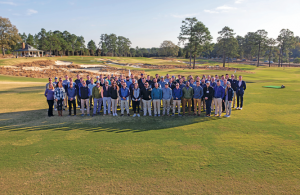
44, 73, 246, 118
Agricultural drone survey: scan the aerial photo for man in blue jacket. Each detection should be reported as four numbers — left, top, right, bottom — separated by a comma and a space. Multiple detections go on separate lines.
119, 82, 130, 116
151, 83, 162, 116
79, 81, 91, 116
214, 80, 225, 117
228, 74, 238, 108
236, 75, 246, 110
172, 83, 183, 116
102, 81, 112, 115
162, 83, 172, 116
67, 82, 77, 116
193, 81, 203, 116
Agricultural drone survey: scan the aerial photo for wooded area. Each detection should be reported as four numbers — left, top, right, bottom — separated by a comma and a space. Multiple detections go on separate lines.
1, 16, 300, 68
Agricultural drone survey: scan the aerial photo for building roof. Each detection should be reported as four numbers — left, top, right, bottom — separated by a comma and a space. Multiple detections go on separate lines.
14, 44, 42, 52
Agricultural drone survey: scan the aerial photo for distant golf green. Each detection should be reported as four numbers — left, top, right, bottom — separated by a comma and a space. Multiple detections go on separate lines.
0, 57, 299, 194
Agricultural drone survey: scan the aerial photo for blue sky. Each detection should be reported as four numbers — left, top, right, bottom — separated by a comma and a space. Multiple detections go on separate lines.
1, 0, 299, 48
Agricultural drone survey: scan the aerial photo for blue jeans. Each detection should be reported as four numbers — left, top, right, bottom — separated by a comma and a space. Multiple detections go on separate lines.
205, 99, 212, 115
93, 98, 103, 114
103, 97, 111, 114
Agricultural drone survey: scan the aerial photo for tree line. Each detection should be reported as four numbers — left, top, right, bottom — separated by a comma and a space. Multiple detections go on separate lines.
1, 16, 300, 68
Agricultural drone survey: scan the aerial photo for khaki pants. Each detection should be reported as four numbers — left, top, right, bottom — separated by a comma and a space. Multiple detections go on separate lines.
140, 99, 143, 110
173, 100, 181, 114
111, 99, 118, 114
225, 100, 232, 116
202, 99, 206, 111
232, 91, 236, 108
162, 99, 171, 115
182, 98, 192, 115
214, 98, 222, 115
81, 99, 90, 115
153, 99, 161, 115
121, 100, 129, 114
142, 100, 152, 115
211, 97, 215, 110
193, 98, 201, 115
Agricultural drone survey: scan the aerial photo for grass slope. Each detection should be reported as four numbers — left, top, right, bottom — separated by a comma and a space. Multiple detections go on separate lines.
0, 59, 299, 194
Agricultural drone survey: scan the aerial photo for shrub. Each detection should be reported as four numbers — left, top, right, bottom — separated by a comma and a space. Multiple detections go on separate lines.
293, 57, 300, 64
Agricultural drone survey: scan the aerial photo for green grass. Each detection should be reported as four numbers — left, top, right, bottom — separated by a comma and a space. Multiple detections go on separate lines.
0, 58, 299, 194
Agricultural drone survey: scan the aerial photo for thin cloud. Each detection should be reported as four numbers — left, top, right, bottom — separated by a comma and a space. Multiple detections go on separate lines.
235, 0, 245, 3
0, 1, 17, 5
171, 13, 199, 18
27, 9, 38, 15
216, 5, 237, 10
204, 10, 219, 14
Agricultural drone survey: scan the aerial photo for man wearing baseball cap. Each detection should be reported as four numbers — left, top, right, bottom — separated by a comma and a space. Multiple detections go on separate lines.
162, 83, 172, 116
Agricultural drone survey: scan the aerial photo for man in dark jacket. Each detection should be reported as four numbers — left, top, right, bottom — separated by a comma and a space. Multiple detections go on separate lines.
141, 82, 152, 116
102, 81, 111, 115
228, 74, 237, 108
236, 75, 246, 110
203, 81, 214, 117
79, 81, 91, 116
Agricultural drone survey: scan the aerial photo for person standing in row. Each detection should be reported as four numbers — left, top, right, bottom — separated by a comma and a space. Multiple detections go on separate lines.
214, 80, 225, 117
151, 83, 162, 116
44, 83, 55, 117
74, 75, 81, 108
141, 82, 152, 116
103, 81, 111, 116
182, 82, 193, 116
92, 81, 103, 117
162, 83, 172, 116
131, 83, 141, 117
193, 81, 203, 116
236, 75, 246, 110
54, 82, 65, 116
79, 81, 91, 116
119, 82, 130, 116
67, 82, 77, 116
224, 81, 234, 117
228, 74, 237, 108
62, 75, 70, 110
110, 81, 119, 116
172, 83, 182, 116
88, 78, 96, 110
203, 81, 214, 117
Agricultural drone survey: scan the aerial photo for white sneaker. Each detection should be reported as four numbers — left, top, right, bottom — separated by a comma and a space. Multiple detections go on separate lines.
133, 114, 136, 117
236, 107, 239, 110
80, 109, 82, 111
239, 107, 243, 110
224, 115, 228, 117
84, 108, 87, 111
137, 114, 140, 117
54, 108, 57, 111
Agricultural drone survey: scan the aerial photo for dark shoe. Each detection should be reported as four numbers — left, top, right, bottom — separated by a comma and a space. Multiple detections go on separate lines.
172, 114, 175, 116
198, 114, 201, 117
127, 114, 130, 116
92, 114, 95, 117
193, 113, 196, 116
121, 114, 124, 116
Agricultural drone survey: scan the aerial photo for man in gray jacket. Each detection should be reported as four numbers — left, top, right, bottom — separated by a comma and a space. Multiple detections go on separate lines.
162, 83, 172, 116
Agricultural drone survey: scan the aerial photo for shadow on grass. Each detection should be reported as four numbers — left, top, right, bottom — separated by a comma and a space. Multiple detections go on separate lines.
0, 86, 45, 94
0, 108, 224, 133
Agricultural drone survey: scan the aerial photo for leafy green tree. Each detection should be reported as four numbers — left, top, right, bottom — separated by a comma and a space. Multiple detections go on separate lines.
37, 28, 49, 52
251, 30, 268, 66
265, 38, 278, 67
87, 40, 97, 55
293, 57, 300, 64
216, 26, 238, 67
130, 48, 136, 57
0, 16, 22, 56
46, 31, 61, 56
178, 17, 198, 66
277, 29, 296, 67
69, 34, 77, 56
159, 40, 179, 57
189, 21, 212, 69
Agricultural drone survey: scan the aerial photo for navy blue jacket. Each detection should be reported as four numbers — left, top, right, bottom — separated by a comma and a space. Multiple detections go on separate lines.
214, 85, 225, 99
236, 81, 246, 95
79, 86, 91, 99
226, 87, 234, 101
228, 79, 238, 91
172, 88, 183, 100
